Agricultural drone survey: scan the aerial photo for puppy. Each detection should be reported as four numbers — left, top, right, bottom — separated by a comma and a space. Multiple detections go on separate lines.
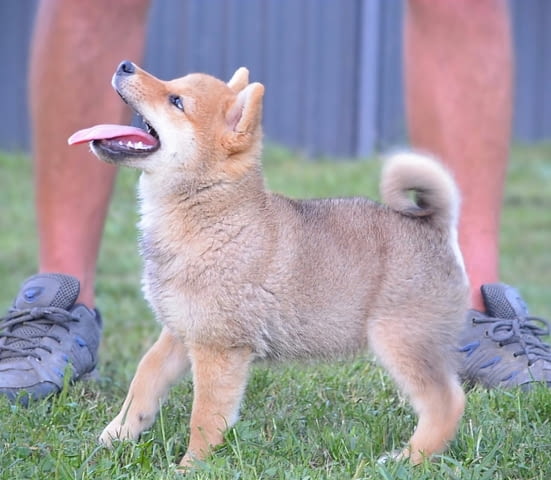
69, 61, 469, 469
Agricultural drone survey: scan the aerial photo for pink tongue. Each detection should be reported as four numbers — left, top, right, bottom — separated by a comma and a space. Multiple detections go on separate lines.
67, 124, 157, 146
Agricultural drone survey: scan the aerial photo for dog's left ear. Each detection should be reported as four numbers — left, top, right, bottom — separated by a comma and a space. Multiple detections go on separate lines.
227, 67, 249, 92
223, 82, 264, 153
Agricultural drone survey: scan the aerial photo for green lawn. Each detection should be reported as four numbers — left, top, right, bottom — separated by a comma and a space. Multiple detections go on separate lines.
0, 144, 550, 479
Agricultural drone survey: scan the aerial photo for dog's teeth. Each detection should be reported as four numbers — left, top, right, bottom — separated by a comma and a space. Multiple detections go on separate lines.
114, 138, 151, 151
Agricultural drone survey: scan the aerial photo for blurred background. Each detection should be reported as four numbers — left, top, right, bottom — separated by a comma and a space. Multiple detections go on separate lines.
1, 0, 550, 158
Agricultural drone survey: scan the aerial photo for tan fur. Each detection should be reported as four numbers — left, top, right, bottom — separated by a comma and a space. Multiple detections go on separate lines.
93, 64, 469, 469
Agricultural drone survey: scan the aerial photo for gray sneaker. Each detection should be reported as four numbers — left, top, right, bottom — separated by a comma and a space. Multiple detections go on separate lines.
0, 273, 102, 404
459, 283, 551, 389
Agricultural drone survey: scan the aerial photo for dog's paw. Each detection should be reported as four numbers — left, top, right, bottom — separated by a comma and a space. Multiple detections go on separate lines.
377, 449, 403, 465
377, 447, 426, 466
99, 419, 140, 448
176, 451, 202, 474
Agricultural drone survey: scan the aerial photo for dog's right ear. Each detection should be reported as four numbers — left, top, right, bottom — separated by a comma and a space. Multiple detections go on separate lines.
227, 67, 249, 92
222, 82, 264, 154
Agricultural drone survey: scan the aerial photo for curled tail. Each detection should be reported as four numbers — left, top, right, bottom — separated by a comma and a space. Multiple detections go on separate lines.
380, 151, 460, 231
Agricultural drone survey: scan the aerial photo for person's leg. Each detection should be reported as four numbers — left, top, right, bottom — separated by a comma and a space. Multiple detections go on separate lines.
29, 0, 151, 308
404, 0, 512, 311
0, 0, 152, 403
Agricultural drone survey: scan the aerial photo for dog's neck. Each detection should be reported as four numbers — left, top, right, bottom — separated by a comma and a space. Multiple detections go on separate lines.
137, 163, 267, 235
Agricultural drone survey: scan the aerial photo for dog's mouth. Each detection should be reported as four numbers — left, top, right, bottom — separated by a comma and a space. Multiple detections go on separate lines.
68, 111, 160, 157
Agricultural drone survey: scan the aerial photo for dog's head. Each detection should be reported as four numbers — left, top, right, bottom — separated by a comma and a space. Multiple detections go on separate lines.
69, 61, 264, 183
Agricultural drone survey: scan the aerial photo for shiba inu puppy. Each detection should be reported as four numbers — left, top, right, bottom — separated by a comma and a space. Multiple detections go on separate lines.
69, 61, 469, 469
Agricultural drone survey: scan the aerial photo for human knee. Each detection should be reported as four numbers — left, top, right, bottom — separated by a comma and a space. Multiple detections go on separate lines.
407, 0, 507, 22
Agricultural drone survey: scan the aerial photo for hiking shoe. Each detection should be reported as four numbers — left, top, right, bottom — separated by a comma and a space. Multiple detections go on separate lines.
459, 283, 551, 389
0, 273, 102, 404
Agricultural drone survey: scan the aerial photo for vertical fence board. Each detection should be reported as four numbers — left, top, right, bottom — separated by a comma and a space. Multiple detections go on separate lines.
356, 0, 381, 157
375, 0, 404, 151
0, 0, 37, 152
538, 0, 551, 139
511, 0, 539, 142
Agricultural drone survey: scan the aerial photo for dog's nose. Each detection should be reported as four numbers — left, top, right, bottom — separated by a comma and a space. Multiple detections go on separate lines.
116, 60, 135, 76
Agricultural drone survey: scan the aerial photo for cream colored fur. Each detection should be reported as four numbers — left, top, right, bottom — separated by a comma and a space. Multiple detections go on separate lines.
91, 63, 469, 470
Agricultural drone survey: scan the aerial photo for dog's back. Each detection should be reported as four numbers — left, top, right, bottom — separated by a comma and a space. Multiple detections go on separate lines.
249, 152, 467, 364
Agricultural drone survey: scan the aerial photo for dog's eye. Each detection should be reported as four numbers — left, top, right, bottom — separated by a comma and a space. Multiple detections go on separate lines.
169, 94, 185, 112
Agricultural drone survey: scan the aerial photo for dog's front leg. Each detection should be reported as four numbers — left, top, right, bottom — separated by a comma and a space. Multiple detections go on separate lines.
179, 344, 253, 469
100, 327, 191, 446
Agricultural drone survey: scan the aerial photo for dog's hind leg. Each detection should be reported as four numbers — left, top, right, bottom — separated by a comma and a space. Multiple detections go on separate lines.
100, 327, 191, 446
400, 377, 464, 464
179, 344, 254, 469
369, 318, 465, 464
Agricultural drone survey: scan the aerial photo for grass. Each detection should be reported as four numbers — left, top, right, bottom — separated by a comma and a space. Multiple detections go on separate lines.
0, 143, 551, 479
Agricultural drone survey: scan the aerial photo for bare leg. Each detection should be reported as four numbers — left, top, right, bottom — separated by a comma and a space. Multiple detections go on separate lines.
404, 0, 513, 311
100, 328, 191, 446
29, 0, 150, 307
180, 345, 253, 469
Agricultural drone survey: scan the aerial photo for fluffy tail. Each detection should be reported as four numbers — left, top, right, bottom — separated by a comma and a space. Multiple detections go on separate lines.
380, 151, 460, 231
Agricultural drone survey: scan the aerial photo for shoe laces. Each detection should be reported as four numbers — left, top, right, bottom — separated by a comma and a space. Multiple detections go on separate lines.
473, 314, 551, 366
0, 307, 78, 361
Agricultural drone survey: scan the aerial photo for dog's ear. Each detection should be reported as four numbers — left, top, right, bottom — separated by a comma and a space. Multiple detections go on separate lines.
227, 67, 249, 92
222, 82, 264, 153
